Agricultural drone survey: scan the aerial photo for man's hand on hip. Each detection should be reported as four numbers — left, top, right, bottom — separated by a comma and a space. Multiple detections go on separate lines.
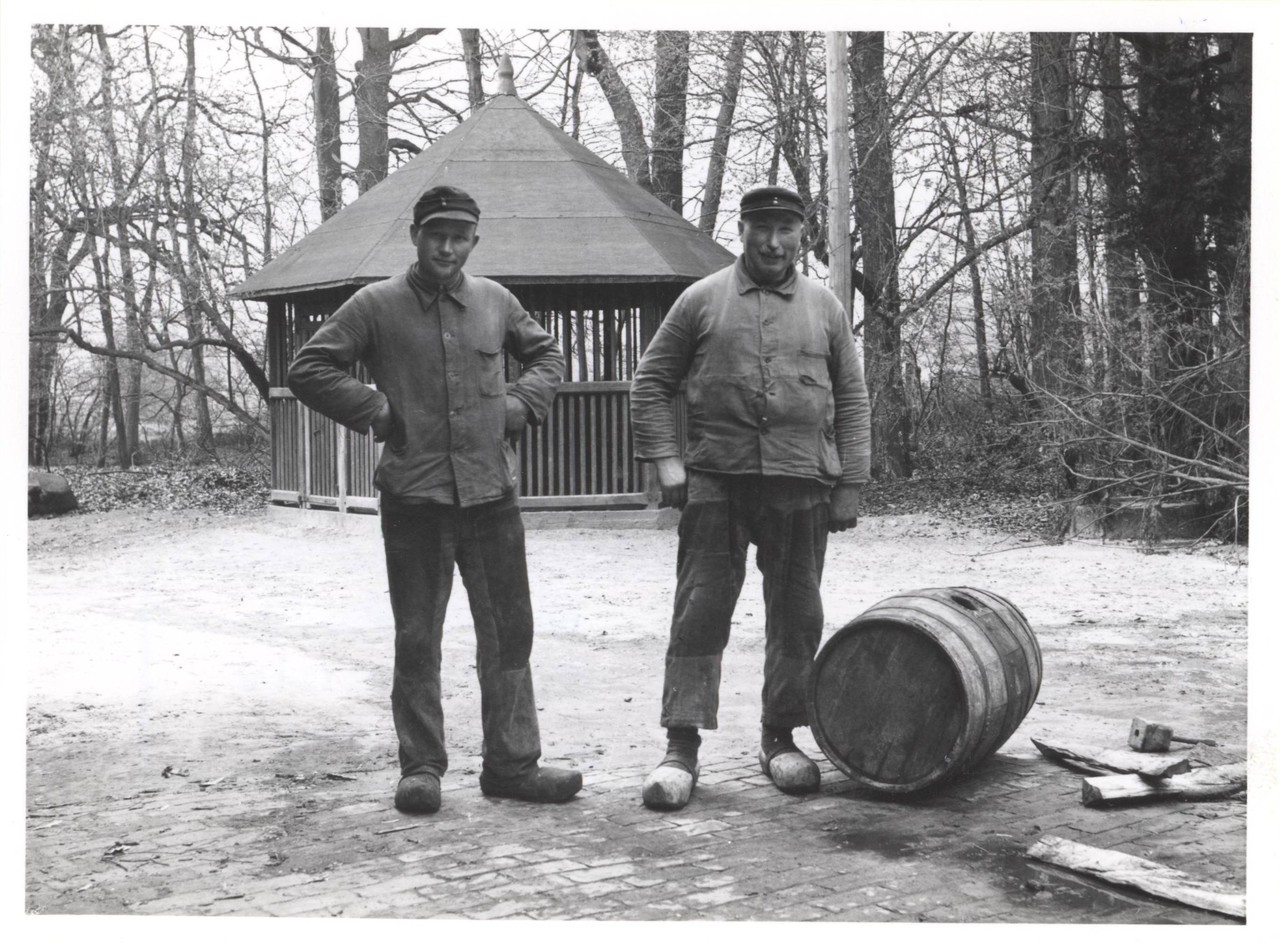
829, 484, 861, 532
654, 456, 688, 509
370, 400, 394, 442
504, 395, 531, 438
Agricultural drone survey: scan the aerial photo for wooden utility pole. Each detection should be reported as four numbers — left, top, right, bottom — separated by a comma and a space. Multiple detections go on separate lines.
825, 31, 852, 320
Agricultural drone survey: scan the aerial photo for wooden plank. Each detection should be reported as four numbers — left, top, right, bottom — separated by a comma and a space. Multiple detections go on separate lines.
519, 492, 648, 510
1031, 737, 1191, 780
1082, 762, 1247, 805
1026, 835, 1245, 919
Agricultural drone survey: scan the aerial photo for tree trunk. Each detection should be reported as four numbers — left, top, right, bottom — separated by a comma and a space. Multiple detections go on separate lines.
314, 28, 343, 220
29, 27, 80, 465
461, 28, 485, 110
181, 27, 216, 455
94, 26, 144, 465
650, 31, 690, 213
29, 229, 78, 466
1028, 31, 1083, 396
1099, 33, 1143, 386
1124, 33, 1211, 372
354, 28, 440, 192
940, 122, 993, 406
700, 32, 746, 235
573, 30, 652, 191
354, 28, 394, 194
1213, 32, 1251, 339
89, 243, 131, 468
851, 31, 911, 478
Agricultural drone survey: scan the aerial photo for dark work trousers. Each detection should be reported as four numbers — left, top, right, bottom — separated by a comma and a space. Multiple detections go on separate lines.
660, 471, 831, 731
380, 491, 542, 780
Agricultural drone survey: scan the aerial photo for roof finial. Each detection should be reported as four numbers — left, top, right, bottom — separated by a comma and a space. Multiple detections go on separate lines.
498, 55, 516, 96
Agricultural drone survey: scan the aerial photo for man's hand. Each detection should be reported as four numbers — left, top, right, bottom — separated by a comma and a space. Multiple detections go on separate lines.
370, 400, 393, 442
505, 395, 531, 438
654, 456, 688, 509
829, 484, 860, 532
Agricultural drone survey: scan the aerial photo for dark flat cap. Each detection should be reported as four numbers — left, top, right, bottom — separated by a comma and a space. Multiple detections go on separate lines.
413, 185, 480, 226
740, 186, 805, 220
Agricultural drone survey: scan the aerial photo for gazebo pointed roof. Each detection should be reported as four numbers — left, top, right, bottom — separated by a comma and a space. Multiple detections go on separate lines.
233, 68, 734, 299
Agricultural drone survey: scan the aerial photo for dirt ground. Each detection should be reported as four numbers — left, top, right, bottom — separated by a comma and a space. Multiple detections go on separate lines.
23, 504, 1257, 921
25, 506, 1250, 785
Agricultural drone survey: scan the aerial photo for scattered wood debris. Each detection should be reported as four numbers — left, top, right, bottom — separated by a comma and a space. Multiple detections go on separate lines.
1082, 763, 1247, 806
1031, 738, 1191, 780
1027, 835, 1245, 919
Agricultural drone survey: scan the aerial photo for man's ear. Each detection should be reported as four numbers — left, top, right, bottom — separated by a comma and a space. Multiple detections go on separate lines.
409, 223, 419, 244
737, 219, 746, 238
471, 232, 480, 249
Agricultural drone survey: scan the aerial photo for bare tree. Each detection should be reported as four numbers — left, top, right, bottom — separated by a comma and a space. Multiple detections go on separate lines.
460, 29, 485, 111
573, 30, 653, 190
699, 32, 746, 235
354, 28, 441, 193
650, 31, 690, 212
851, 31, 911, 478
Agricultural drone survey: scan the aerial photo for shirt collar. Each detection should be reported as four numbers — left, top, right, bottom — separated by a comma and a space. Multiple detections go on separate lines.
407, 264, 469, 307
734, 256, 798, 297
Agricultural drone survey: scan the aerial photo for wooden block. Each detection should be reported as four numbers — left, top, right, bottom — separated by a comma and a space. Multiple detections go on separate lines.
1032, 737, 1191, 780
1081, 762, 1248, 805
1027, 835, 1245, 918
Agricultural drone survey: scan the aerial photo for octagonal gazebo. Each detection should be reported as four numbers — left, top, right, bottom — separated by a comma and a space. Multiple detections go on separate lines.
234, 61, 734, 516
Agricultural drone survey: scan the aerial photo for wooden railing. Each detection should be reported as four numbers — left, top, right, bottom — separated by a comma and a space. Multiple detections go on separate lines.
269, 382, 682, 512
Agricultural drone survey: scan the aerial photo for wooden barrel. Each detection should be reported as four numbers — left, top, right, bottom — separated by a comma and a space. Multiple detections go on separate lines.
807, 587, 1042, 794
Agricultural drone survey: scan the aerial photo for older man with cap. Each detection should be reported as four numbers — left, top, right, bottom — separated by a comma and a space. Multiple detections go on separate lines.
288, 184, 581, 814
629, 185, 871, 811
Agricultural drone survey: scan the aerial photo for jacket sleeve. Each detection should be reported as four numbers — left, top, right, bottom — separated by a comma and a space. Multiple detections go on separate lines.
503, 297, 564, 425
629, 293, 696, 461
829, 304, 871, 485
286, 295, 387, 434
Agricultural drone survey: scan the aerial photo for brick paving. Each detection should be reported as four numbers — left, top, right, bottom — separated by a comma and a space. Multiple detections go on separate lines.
26, 510, 1252, 923
27, 747, 1245, 922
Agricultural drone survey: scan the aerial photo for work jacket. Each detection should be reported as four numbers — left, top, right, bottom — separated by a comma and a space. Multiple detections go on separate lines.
630, 258, 870, 487
287, 266, 563, 506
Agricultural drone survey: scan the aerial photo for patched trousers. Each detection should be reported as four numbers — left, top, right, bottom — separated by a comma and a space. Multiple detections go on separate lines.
660, 471, 831, 731
380, 491, 542, 780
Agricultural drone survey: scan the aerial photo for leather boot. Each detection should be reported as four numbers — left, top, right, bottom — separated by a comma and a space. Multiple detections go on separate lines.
479, 765, 582, 803
394, 773, 442, 814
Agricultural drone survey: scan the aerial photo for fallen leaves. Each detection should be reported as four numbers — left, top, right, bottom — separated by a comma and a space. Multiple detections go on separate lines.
48, 460, 268, 516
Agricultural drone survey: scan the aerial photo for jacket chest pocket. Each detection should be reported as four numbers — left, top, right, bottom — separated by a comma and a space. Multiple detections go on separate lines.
797, 350, 831, 389
476, 345, 505, 397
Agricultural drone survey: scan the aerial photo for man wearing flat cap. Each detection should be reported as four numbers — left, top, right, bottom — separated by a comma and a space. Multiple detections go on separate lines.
288, 185, 581, 813
630, 185, 870, 811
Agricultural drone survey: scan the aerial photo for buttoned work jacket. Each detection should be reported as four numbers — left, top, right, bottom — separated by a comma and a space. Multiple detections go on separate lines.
630, 258, 870, 487
287, 267, 563, 506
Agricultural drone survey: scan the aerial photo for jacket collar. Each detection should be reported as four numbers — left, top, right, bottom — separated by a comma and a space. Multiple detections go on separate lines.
407, 264, 469, 308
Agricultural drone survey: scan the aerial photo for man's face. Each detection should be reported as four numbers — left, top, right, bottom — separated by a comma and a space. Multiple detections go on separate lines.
738, 210, 803, 285
411, 218, 479, 284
